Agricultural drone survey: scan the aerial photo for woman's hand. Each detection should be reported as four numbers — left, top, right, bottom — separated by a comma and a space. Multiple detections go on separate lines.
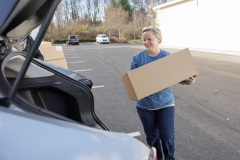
179, 75, 197, 85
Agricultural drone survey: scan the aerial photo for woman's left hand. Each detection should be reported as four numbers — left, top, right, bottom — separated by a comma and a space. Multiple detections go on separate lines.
179, 75, 197, 85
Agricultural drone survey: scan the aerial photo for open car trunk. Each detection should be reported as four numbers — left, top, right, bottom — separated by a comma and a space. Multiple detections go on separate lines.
0, 0, 109, 130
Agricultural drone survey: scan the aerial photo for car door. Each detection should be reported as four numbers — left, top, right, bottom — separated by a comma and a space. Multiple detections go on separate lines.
0, 51, 109, 130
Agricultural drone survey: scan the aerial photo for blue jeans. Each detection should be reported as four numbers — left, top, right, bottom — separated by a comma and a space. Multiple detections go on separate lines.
136, 106, 175, 160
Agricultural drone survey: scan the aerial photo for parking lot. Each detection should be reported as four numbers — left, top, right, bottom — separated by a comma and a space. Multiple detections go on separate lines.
62, 43, 240, 160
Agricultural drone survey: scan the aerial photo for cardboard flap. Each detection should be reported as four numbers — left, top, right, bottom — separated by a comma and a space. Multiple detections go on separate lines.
121, 72, 137, 100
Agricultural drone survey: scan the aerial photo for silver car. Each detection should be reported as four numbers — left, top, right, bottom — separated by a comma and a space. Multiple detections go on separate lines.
0, 0, 156, 160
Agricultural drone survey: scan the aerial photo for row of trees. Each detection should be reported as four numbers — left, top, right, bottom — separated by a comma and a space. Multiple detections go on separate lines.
44, 0, 169, 41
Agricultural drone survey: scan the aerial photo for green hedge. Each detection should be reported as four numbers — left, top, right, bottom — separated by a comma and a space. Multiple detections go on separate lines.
54, 40, 67, 44
53, 38, 96, 44
79, 38, 96, 42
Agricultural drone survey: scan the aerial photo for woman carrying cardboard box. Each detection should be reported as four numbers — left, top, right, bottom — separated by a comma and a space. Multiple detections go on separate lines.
130, 26, 196, 160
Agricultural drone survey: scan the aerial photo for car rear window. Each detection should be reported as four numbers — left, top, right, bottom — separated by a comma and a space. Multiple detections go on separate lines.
70, 36, 76, 39
101, 36, 107, 38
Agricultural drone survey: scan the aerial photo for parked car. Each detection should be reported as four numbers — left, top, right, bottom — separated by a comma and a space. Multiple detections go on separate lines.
96, 34, 110, 44
67, 35, 79, 45
0, 0, 156, 160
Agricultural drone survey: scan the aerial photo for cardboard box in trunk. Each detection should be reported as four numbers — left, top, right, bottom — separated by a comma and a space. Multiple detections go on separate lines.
121, 48, 199, 100
39, 46, 65, 61
39, 44, 68, 69
40, 42, 52, 47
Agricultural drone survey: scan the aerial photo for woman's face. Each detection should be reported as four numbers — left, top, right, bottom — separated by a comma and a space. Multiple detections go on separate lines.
142, 30, 160, 53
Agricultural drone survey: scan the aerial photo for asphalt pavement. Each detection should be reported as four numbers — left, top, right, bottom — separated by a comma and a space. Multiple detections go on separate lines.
62, 43, 240, 160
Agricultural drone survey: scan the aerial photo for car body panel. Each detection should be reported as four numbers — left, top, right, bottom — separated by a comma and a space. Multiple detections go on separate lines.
36, 59, 93, 89
0, 107, 150, 160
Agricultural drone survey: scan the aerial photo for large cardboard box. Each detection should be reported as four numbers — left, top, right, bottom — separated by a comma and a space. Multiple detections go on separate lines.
121, 48, 199, 100
40, 41, 52, 47
39, 46, 65, 61
39, 43, 68, 69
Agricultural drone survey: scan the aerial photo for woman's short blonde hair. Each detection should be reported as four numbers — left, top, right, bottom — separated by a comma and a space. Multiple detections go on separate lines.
142, 26, 162, 43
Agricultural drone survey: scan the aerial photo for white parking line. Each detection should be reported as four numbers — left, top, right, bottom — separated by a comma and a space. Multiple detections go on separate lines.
127, 132, 141, 137
74, 69, 92, 72
67, 61, 84, 64
98, 54, 104, 58
92, 85, 104, 89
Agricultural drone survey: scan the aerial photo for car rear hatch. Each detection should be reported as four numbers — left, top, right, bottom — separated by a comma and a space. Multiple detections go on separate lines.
0, 0, 109, 130
70, 36, 78, 42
